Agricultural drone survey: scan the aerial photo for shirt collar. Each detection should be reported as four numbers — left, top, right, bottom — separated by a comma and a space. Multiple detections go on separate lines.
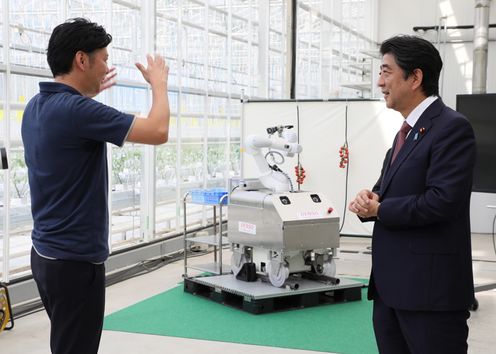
39, 82, 82, 96
405, 96, 438, 128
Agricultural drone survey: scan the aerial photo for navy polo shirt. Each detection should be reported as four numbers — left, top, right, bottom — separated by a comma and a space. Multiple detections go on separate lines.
21, 82, 135, 263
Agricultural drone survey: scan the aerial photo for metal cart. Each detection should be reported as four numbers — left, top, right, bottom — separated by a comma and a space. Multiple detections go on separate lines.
183, 191, 229, 278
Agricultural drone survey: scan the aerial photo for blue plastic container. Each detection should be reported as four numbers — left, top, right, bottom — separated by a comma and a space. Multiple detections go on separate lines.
190, 188, 228, 205
190, 189, 205, 204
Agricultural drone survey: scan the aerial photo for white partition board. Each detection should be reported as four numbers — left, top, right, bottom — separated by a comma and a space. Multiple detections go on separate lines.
241, 100, 403, 236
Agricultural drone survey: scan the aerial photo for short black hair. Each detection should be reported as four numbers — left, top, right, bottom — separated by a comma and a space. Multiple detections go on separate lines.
380, 35, 443, 97
47, 18, 112, 77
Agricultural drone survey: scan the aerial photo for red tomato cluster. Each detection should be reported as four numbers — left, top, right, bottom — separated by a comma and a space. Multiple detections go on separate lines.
294, 164, 306, 184
339, 145, 349, 168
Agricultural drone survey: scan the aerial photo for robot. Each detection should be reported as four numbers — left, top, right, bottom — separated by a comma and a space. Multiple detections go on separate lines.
228, 125, 340, 287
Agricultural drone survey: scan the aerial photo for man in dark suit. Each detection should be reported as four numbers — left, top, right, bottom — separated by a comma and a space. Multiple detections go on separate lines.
349, 35, 476, 354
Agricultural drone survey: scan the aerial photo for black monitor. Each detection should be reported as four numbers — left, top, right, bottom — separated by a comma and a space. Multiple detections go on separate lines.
456, 93, 496, 193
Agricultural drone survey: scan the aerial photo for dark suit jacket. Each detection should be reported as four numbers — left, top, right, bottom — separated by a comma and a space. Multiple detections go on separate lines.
364, 98, 476, 311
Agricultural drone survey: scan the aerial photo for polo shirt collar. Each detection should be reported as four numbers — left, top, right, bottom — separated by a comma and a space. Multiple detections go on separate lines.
39, 82, 82, 96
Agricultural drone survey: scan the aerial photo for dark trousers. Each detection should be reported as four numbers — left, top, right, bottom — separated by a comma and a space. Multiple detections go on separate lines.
372, 295, 469, 354
31, 247, 105, 354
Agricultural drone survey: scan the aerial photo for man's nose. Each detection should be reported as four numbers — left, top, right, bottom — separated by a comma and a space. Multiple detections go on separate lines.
377, 75, 384, 87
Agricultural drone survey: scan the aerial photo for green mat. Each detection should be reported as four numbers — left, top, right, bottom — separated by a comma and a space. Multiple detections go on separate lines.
104, 280, 378, 354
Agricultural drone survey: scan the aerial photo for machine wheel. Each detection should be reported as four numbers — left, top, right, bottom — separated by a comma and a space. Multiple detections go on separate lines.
230, 252, 247, 276
322, 259, 336, 278
267, 262, 289, 287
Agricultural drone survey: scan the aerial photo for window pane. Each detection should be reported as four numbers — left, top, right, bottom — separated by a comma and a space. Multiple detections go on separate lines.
8, 145, 32, 278
111, 145, 143, 249
9, 0, 58, 69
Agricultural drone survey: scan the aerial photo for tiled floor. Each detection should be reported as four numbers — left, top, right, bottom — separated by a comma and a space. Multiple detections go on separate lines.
2, 234, 496, 353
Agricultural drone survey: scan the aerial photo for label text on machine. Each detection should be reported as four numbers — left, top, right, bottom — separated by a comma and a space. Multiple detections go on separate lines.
297, 211, 322, 219
238, 221, 257, 235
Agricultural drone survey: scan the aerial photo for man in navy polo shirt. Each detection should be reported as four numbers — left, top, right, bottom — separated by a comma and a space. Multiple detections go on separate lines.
21, 18, 170, 354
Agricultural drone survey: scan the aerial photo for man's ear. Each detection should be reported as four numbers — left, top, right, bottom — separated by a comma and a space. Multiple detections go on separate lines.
411, 68, 423, 91
74, 51, 88, 71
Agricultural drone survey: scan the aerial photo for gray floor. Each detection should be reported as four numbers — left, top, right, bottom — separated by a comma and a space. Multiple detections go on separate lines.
2, 234, 496, 353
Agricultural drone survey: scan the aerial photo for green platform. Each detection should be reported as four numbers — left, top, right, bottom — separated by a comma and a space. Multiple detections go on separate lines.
104, 280, 377, 354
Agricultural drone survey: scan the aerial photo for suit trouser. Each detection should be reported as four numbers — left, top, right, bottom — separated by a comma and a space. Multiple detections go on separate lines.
31, 247, 105, 354
372, 294, 469, 354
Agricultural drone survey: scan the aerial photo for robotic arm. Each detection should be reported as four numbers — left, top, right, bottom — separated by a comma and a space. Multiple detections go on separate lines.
245, 126, 302, 192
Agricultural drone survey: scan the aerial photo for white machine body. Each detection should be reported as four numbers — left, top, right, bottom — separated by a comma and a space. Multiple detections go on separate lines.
228, 180, 340, 287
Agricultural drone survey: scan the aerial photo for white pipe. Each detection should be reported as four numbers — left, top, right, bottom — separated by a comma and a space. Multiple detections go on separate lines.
472, 0, 491, 94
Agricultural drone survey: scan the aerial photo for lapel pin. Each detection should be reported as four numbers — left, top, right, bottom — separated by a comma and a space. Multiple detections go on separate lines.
419, 127, 426, 134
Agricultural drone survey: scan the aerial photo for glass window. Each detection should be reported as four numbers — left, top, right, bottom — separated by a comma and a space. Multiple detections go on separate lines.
8, 143, 32, 278
0, 0, 3, 63
111, 145, 143, 250
9, 0, 58, 69
111, 2, 143, 82
155, 142, 178, 236
68, 1, 107, 25
296, 0, 376, 99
